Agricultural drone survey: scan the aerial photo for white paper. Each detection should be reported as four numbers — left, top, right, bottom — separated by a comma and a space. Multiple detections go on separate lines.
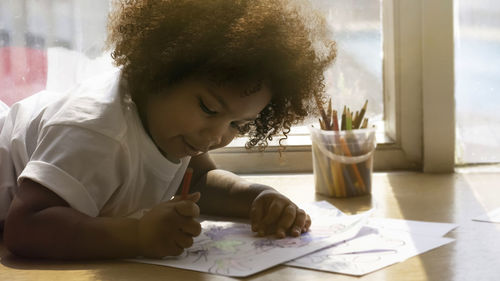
304, 201, 457, 237
127, 212, 369, 277
366, 217, 458, 237
473, 207, 500, 223
285, 201, 457, 276
287, 228, 455, 276
302, 200, 345, 218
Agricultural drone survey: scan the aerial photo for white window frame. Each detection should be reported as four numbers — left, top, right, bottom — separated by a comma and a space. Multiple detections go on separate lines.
211, 0, 456, 174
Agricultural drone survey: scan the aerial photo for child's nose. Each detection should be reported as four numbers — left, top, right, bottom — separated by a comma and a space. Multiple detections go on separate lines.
200, 123, 226, 148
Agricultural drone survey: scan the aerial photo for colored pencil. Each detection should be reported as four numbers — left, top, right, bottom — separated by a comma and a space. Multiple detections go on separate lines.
327, 98, 332, 128
312, 96, 372, 197
319, 118, 326, 130
346, 108, 352, 131
339, 137, 366, 192
354, 111, 359, 128
332, 110, 339, 131
314, 94, 330, 130
354, 100, 368, 129
341, 106, 346, 131
181, 167, 193, 199
361, 118, 368, 129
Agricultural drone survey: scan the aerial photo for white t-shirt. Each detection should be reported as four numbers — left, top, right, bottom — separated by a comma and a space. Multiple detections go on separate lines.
0, 69, 190, 222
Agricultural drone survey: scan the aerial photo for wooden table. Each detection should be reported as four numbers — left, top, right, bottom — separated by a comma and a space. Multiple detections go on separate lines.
2, 171, 500, 281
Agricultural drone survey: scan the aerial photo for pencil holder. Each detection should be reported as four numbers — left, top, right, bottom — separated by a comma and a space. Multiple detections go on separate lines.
309, 126, 376, 198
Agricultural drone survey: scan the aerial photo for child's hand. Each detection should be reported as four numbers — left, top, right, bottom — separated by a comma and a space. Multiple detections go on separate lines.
137, 192, 202, 258
250, 189, 311, 238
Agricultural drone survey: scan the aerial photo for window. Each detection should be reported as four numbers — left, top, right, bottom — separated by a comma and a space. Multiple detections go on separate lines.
455, 0, 500, 164
0, 0, 112, 107
1, 0, 461, 173
213, 0, 431, 173
310, 0, 383, 127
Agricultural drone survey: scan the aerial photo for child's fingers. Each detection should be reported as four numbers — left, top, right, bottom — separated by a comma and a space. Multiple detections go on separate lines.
260, 200, 284, 225
302, 214, 312, 233
180, 220, 202, 237
289, 208, 307, 237
250, 201, 264, 232
256, 201, 285, 236
174, 200, 200, 217
275, 204, 297, 238
174, 232, 194, 249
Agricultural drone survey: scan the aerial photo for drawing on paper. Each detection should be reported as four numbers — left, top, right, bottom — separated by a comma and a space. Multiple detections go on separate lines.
130, 213, 369, 277
181, 222, 325, 274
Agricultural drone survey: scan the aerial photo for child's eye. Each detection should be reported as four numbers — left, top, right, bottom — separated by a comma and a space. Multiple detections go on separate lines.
199, 99, 217, 115
230, 121, 240, 129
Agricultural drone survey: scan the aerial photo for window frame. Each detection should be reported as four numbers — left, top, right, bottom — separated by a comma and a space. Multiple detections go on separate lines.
210, 0, 456, 174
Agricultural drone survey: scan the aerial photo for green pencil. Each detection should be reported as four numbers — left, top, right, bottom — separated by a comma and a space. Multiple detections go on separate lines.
346, 108, 352, 131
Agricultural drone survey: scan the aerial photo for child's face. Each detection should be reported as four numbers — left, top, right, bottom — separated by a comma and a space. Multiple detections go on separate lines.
141, 78, 272, 162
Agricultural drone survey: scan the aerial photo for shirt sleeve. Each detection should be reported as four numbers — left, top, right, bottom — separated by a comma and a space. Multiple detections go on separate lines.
18, 124, 126, 217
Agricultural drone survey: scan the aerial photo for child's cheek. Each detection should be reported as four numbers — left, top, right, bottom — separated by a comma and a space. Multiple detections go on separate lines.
210, 133, 237, 150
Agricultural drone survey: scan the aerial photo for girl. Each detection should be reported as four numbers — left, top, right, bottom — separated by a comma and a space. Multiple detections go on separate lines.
0, 0, 335, 259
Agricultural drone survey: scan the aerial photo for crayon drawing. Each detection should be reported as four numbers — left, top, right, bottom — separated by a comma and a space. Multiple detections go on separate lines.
128, 213, 369, 277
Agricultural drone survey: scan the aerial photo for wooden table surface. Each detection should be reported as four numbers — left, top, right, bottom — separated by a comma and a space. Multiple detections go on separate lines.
1, 171, 500, 281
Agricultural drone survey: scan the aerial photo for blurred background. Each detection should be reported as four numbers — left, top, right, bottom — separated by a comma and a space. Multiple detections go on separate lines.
0, 0, 498, 165
454, 0, 500, 164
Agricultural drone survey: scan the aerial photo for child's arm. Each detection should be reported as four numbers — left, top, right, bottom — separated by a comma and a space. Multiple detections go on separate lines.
189, 154, 311, 238
4, 179, 201, 259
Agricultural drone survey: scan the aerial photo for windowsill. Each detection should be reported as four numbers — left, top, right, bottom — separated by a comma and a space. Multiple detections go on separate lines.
208, 121, 414, 174
218, 121, 393, 152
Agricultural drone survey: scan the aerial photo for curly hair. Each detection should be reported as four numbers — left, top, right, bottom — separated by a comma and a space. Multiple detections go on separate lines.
106, 0, 336, 149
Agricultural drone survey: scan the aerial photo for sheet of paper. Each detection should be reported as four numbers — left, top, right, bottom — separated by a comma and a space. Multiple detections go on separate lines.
287, 228, 455, 276
302, 200, 345, 218
285, 201, 457, 276
366, 217, 458, 237
472, 207, 500, 223
127, 211, 370, 277
304, 201, 457, 237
